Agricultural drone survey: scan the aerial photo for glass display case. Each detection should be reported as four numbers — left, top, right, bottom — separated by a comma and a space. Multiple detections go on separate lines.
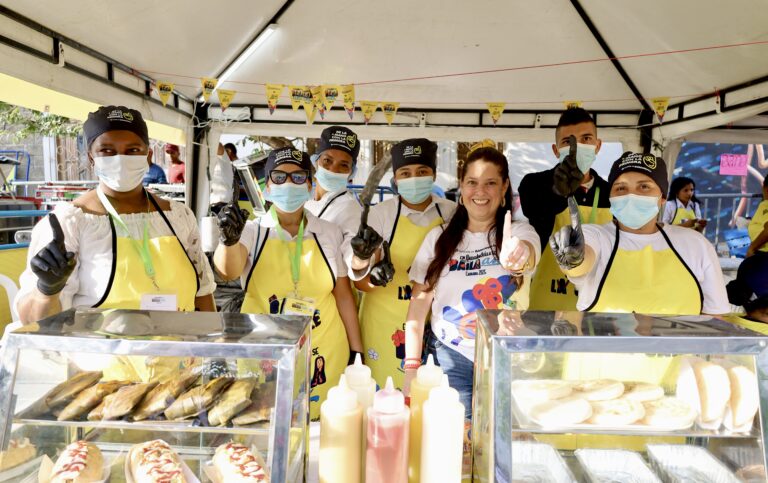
0, 308, 310, 482
472, 309, 768, 483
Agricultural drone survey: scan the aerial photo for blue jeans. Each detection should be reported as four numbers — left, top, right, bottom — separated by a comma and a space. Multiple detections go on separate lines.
426, 331, 474, 420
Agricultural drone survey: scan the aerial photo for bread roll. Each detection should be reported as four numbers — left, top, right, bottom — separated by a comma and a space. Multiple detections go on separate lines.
727, 365, 759, 428
588, 398, 645, 426
213, 442, 269, 482
642, 397, 696, 430
572, 380, 625, 401
49, 441, 103, 483
693, 361, 730, 422
511, 380, 572, 402
623, 382, 664, 402
529, 396, 592, 427
129, 440, 186, 483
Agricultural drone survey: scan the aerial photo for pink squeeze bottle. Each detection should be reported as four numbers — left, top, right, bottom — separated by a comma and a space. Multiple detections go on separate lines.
365, 377, 410, 483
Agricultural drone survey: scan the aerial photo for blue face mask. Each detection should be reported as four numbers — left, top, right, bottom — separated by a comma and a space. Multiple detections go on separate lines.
397, 176, 434, 204
315, 166, 350, 193
266, 183, 310, 213
610, 194, 661, 229
559, 143, 597, 174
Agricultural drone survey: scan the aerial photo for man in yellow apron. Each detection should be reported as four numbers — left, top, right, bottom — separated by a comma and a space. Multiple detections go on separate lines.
549, 151, 731, 315
350, 139, 456, 389
214, 147, 362, 420
519, 107, 612, 311
747, 177, 768, 257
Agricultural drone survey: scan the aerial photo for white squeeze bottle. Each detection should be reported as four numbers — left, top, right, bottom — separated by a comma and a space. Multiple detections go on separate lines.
320, 375, 362, 483
420, 375, 464, 483
345, 353, 376, 479
407, 354, 444, 483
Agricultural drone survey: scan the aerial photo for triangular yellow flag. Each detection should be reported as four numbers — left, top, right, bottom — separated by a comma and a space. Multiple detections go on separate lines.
651, 97, 670, 121
563, 100, 582, 110
341, 84, 355, 119
321, 85, 340, 118
157, 82, 174, 107
309, 86, 323, 112
304, 103, 318, 125
487, 103, 505, 126
217, 89, 236, 111
265, 84, 284, 114
289, 86, 305, 111
360, 101, 379, 124
201, 78, 217, 103
381, 102, 400, 125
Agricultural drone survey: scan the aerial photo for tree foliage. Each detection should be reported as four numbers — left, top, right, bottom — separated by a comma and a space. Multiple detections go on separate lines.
0, 102, 82, 141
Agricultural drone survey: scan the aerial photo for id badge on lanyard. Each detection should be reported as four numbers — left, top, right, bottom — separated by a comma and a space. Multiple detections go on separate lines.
270, 208, 315, 316
97, 188, 177, 311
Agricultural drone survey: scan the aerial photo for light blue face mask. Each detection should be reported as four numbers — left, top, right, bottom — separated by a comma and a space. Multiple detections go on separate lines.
613, 317, 639, 336
559, 143, 597, 174
397, 176, 434, 204
315, 166, 350, 193
266, 183, 310, 213
609, 194, 661, 229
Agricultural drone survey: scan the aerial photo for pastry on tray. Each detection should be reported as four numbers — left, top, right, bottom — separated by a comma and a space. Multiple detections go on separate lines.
0, 437, 36, 471
133, 368, 200, 421
49, 441, 103, 483
128, 439, 186, 482
212, 442, 269, 482
164, 377, 233, 421
101, 382, 157, 421
45, 372, 104, 410
57, 381, 130, 421
232, 382, 276, 426
208, 378, 258, 426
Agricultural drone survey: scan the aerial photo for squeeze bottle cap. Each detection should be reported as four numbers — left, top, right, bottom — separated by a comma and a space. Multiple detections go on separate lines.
344, 353, 372, 387
326, 375, 358, 411
427, 374, 460, 404
416, 354, 443, 387
372, 377, 405, 414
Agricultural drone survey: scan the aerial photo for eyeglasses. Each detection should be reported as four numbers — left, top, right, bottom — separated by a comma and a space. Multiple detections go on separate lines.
269, 169, 310, 185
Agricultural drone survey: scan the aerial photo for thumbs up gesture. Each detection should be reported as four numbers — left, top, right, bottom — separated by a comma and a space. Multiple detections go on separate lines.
500, 211, 532, 272
31, 214, 77, 296
549, 197, 585, 270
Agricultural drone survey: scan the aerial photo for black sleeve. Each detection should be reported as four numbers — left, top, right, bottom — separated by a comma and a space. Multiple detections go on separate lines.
518, 168, 568, 251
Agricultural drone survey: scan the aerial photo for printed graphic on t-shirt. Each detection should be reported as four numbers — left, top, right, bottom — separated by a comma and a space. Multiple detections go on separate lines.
449, 247, 499, 276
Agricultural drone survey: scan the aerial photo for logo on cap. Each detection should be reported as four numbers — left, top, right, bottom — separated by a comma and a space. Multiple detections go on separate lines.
346, 135, 357, 148
107, 109, 133, 123
292, 150, 303, 161
643, 155, 657, 169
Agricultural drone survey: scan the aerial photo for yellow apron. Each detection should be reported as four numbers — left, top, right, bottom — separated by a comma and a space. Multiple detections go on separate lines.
671, 201, 696, 225
529, 189, 613, 311
586, 223, 703, 315
241, 225, 348, 421
748, 200, 768, 253
722, 314, 768, 335
96, 194, 199, 381
359, 200, 444, 389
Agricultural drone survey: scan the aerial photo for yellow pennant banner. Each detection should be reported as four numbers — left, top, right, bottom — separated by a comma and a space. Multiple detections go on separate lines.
201, 78, 217, 103
651, 96, 670, 121
304, 103, 318, 125
217, 89, 236, 110
563, 100, 583, 110
266, 84, 284, 114
487, 103, 505, 125
360, 101, 379, 124
341, 84, 355, 119
309, 86, 323, 112
157, 82, 175, 107
321, 84, 340, 118
289, 85, 305, 111
381, 102, 400, 125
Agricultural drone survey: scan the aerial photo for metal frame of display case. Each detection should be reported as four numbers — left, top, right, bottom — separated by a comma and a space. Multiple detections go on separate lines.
0, 308, 311, 482
472, 309, 768, 482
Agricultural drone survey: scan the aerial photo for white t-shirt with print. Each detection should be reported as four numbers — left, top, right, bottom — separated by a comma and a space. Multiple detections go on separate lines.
569, 223, 730, 314
409, 223, 540, 361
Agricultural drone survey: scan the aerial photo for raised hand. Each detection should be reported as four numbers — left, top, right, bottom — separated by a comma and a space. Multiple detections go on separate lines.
351, 204, 383, 260
216, 203, 249, 246
552, 135, 583, 197
369, 240, 395, 287
499, 211, 532, 272
31, 214, 76, 296
549, 196, 585, 270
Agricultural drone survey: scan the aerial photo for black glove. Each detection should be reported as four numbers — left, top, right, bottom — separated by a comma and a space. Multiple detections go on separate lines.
351, 204, 383, 260
216, 203, 249, 246
348, 350, 364, 365
31, 214, 76, 296
370, 240, 395, 287
549, 197, 585, 270
552, 135, 583, 197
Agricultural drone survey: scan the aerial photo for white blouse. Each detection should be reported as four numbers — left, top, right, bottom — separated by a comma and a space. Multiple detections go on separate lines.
15, 200, 216, 313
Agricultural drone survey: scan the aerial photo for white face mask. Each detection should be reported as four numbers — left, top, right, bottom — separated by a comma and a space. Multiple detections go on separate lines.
93, 154, 149, 192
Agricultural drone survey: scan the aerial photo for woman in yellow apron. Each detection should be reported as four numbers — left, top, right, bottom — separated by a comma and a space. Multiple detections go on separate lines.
550, 151, 731, 315
349, 139, 456, 389
662, 176, 706, 232
519, 107, 613, 311
16, 105, 215, 324
213, 147, 363, 421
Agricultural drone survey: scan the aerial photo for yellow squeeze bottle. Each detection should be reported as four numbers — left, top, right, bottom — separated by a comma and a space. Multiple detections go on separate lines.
407, 355, 444, 483
319, 375, 362, 483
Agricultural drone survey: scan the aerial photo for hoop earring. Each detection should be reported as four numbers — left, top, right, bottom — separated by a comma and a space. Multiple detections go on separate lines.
501, 197, 506, 207
458, 197, 464, 206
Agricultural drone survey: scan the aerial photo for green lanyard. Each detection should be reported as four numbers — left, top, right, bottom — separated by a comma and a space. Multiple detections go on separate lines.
589, 186, 600, 224
97, 188, 157, 287
269, 207, 305, 295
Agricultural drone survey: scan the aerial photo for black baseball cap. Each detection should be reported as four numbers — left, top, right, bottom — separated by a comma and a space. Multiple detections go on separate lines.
84, 106, 149, 148
608, 152, 669, 195
317, 126, 360, 163
266, 147, 312, 174
391, 138, 437, 172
